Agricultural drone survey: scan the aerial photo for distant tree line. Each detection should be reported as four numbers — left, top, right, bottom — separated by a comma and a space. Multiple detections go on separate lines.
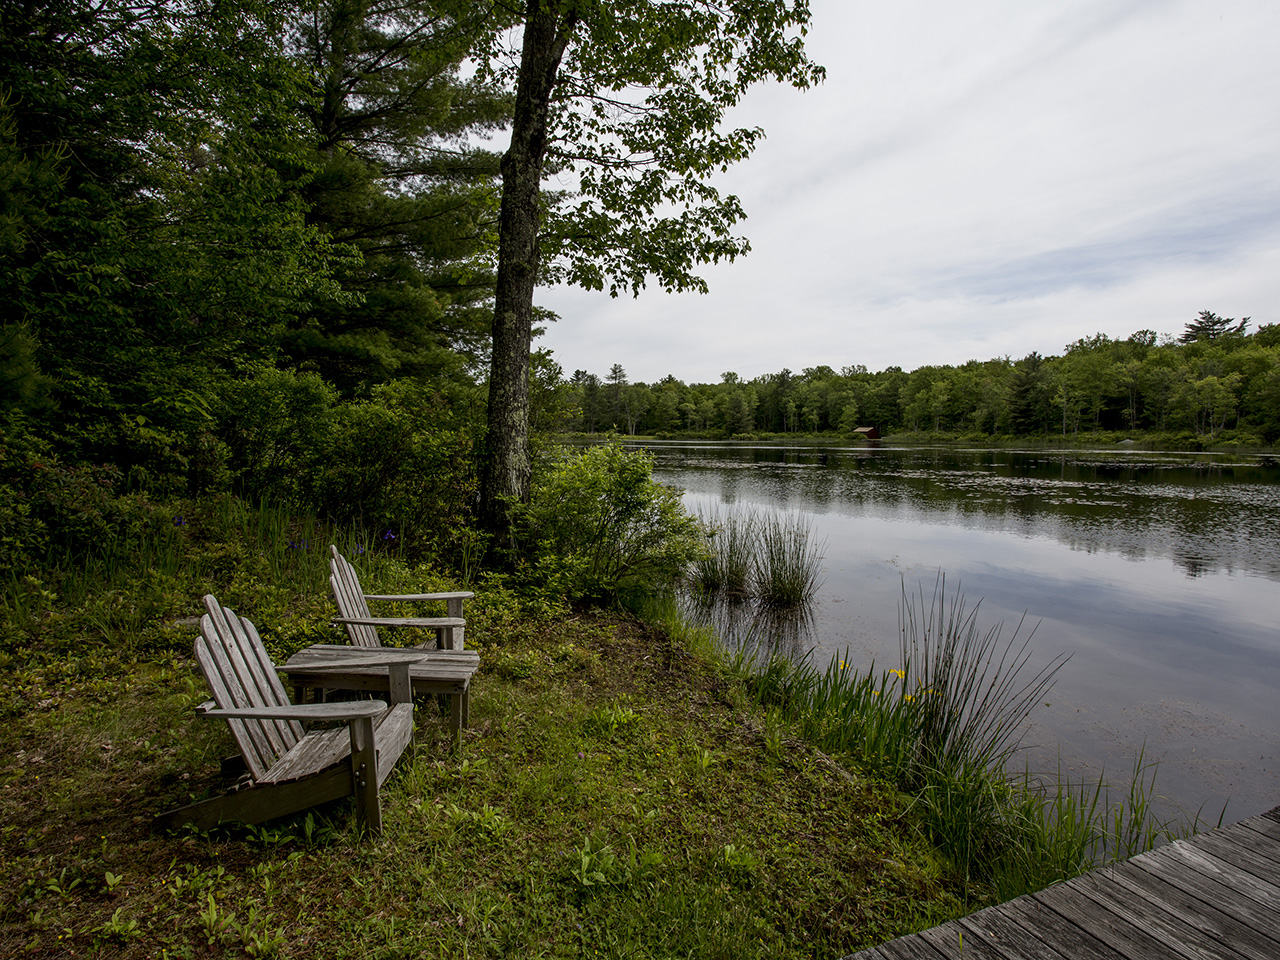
560, 314, 1280, 443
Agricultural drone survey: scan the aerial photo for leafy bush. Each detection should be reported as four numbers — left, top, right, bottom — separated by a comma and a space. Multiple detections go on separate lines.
214, 372, 480, 565
0, 418, 127, 570
523, 444, 705, 601
304, 380, 478, 564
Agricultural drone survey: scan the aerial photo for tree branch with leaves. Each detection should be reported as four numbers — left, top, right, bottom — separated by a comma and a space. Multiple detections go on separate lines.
476, 0, 823, 550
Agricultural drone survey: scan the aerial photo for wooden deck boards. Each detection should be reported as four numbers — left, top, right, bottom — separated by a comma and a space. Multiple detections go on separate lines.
843, 806, 1280, 960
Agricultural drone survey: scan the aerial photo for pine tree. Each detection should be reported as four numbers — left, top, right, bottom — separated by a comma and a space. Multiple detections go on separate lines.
1179, 310, 1250, 343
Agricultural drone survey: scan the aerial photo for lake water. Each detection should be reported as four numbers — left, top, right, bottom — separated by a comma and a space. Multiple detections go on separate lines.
636, 441, 1280, 825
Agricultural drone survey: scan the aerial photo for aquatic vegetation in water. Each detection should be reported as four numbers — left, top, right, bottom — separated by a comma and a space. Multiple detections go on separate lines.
690, 507, 825, 607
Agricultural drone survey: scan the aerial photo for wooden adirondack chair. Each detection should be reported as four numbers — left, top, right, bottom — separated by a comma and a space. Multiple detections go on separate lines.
282, 643, 478, 748
157, 595, 429, 835
329, 545, 473, 650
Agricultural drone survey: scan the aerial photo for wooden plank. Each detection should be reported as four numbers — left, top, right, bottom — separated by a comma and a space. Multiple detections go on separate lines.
1072, 867, 1252, 960
333, 616, 464, 630
958, 904, 1074, 960
1136, 844, 1280, 926
157, 764, 353, 831
916, 920, 1009, 960
261, 725, 353, 784
236, 613, 305, 748
1172, 834, 1280, 901
330, 547, 379, 647
446, 595, 465, 648
1194, 826, 1280, 874
874, 936, 947, 960
1232, 812, 1280, 846
289, 644, 479, 670
365, 592, 475, 602
1032, 880, 1186, 960
348, 714, 380, 834
196, 617, 275, 778
374, 704, 415, 786
203, 598, 299, 761
853, 808, 1280, 960
1102, 859, 1280, 960
998, 896, 1127, 960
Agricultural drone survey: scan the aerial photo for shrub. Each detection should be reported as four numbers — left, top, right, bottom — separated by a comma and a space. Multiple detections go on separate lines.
524, 444, 705, 601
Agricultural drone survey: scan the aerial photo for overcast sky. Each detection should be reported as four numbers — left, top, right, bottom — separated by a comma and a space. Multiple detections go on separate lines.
532, 0, 1280, 385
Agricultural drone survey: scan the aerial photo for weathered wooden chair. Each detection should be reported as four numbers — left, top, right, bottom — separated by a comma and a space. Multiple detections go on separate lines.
157, 595, 432, 835
282, 643, 478, 748
290, 546, 480, 746
329, 545, 473, 650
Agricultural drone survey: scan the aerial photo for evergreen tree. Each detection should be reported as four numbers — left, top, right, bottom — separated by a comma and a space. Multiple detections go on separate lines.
1179, 310, 1249, 343
284, 0, 510, 392
1, 0, 345, 480
1007, 353, 1053, 436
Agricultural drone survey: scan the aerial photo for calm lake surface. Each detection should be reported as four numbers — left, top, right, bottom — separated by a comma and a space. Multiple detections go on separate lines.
635, 441, 1280, 825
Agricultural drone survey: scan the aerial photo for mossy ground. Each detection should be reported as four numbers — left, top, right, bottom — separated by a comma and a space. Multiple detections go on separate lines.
0, 607, 970, 958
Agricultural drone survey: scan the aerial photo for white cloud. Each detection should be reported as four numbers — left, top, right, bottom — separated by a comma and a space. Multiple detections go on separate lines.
534, 0, 1280, 383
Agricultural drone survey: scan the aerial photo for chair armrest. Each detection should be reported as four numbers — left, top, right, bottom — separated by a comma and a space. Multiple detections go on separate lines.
365, 592, 474, 602
293, 650, 445, 670
333, 616, 464, 629
205, 702, 388, 722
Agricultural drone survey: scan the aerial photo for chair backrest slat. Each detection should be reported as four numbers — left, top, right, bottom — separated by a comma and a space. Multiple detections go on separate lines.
195, 595, 303, 779
330, 546, 381, 648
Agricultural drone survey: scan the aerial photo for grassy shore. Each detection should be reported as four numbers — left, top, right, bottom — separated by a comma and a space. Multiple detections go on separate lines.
0, 553, 970, 958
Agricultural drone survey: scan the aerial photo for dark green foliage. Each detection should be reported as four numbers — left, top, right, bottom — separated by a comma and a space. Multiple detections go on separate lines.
1, 0, 350, 482
523, 443, 705, 601
212, 368, 481, 564
1179, 309, 1249, 343
1006, 353, 1054, 435
1, 0, 508, 504
285, 0, 508, 391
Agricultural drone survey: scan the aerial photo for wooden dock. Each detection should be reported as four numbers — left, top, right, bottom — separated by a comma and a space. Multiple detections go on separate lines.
844, 805, 1280, 960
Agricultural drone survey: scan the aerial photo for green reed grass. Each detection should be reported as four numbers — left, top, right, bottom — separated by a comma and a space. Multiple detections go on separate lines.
690, 507, 757, 595
691, 507, 824, 608
897, 576, 1067, 782
752, 512, 826, 607
725, 577, 1205, 894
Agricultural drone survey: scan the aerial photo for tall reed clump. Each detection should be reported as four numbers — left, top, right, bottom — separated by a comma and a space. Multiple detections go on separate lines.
896, 578, 1066, 783
690, 507, 824, 607
753, 512, 825, 607
689, 507, 757, 595
729, 576, 1206, 894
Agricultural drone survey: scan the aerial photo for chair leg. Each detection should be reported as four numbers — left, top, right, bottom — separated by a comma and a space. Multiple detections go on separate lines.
450, 693, 462, 751
388, 663, 411, 705
348, 716, 382, 835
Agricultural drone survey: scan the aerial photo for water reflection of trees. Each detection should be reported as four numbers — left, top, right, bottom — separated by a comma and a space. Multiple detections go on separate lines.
678, 592, 816, 660
653, 446, 1280, 581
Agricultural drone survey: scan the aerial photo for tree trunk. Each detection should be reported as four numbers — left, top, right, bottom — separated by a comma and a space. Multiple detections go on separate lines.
478, 3, 577, 551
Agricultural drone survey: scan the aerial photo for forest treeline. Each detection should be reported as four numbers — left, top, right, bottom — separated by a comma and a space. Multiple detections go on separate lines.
561, 316, 1280, 444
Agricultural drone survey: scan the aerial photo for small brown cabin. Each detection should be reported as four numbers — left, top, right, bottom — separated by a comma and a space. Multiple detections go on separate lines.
853, 426, 880, 440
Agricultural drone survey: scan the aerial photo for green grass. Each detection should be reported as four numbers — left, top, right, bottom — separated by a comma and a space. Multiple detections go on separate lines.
690, 507, 756, 596
724, 579, 1215, 896
691, 507, 825, 608
0, 503, 969, 959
